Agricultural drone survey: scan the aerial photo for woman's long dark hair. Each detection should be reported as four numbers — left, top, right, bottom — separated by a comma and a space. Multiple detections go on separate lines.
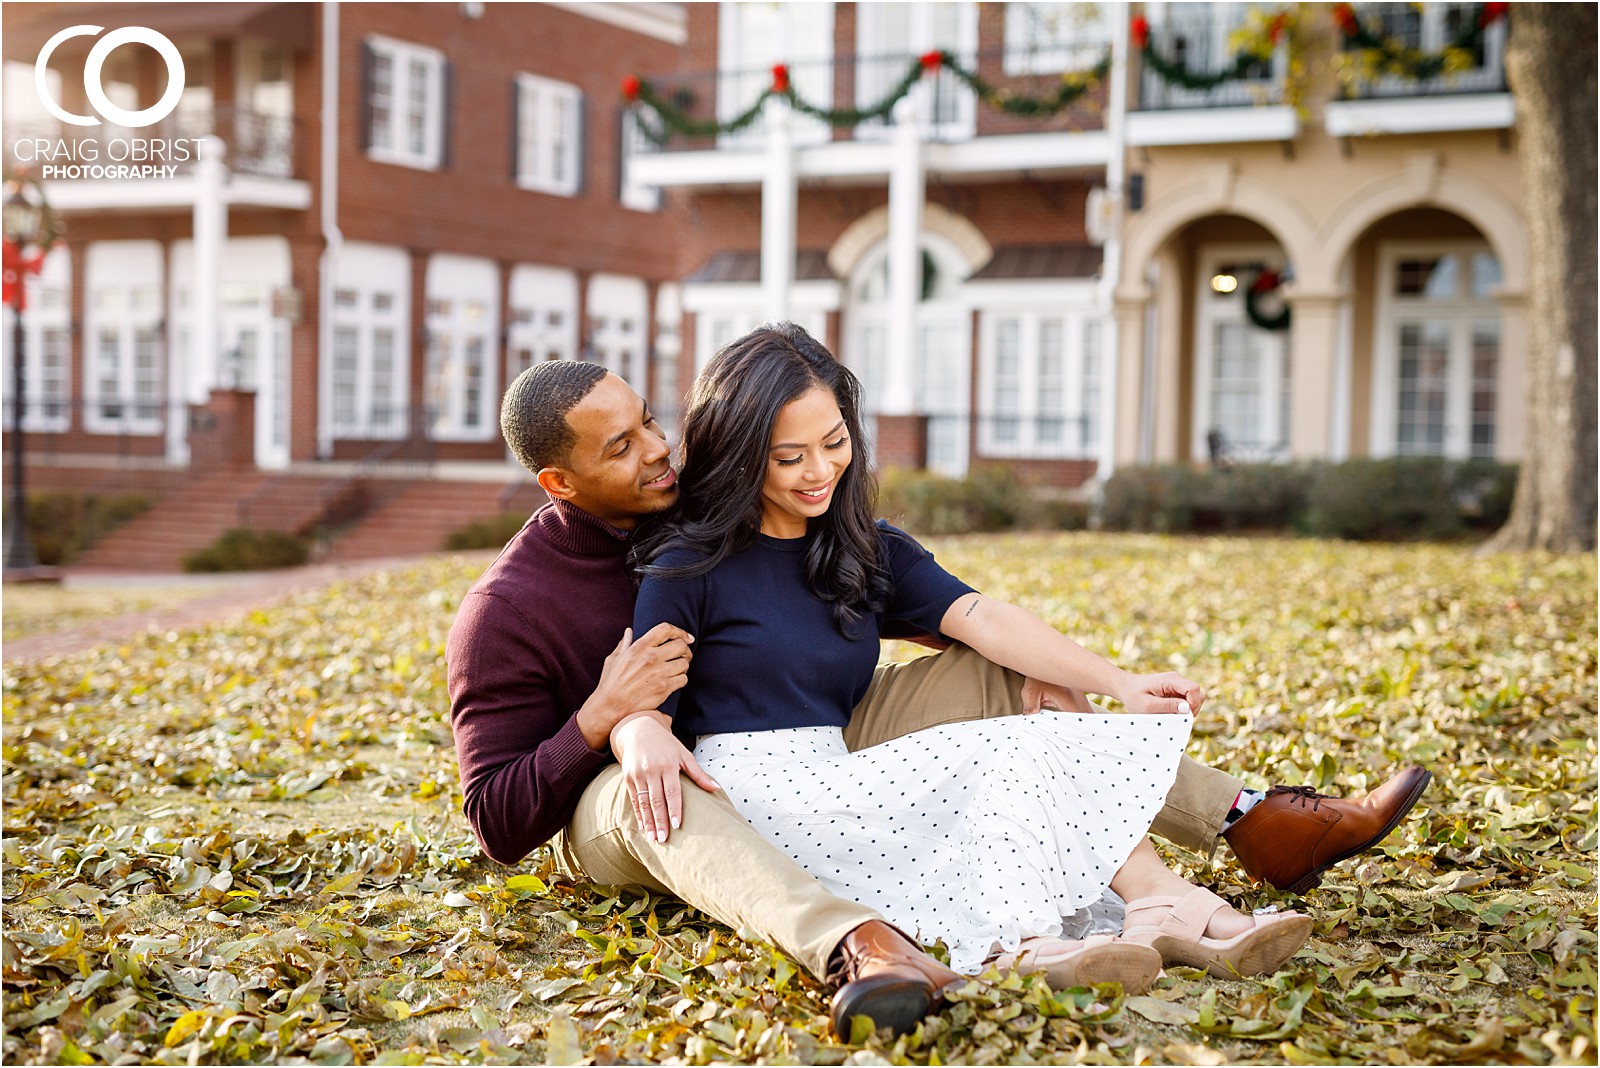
632, 322, 889, 637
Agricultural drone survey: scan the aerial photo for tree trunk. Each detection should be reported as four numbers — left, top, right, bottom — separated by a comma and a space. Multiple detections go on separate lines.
1486, 3, 1598, 553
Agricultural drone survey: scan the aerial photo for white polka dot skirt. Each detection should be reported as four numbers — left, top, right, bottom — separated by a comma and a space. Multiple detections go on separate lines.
694, 711, 1192, 974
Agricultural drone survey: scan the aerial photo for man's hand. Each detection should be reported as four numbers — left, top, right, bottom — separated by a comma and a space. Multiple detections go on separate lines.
1116, 672, 1206, 716
611, 712, 720, 843
575, 624, 694, 749
1020, 677, 1093, 714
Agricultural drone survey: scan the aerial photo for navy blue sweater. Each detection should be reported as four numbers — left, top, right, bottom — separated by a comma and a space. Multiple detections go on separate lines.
633, 522, 974, 737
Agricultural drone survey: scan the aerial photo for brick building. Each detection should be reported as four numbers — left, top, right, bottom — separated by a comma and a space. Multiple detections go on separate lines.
1, 2, 1529, 567
2, 1, 693, 565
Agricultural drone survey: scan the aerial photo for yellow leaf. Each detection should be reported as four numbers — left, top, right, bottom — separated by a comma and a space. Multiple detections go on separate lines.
164, 1009, 209, 1047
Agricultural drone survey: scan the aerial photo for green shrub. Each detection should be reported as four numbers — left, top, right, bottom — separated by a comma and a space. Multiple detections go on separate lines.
1303, 458, 1518, 541
183, 528, 310, 572
25, 491, 153, 565
443, 512, 530, 551
878, 466, 1088, 535
1102, 458, 1519, 541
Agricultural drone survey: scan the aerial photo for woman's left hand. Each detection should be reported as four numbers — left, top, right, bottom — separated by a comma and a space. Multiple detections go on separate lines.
1117, 672, 1206, 716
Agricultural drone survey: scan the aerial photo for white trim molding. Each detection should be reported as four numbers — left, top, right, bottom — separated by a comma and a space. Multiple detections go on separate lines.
1325, 93, 1515, 138
1127, 105, 1298, 147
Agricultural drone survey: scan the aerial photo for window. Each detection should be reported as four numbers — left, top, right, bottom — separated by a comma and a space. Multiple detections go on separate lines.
330, 243, 410, 439
718, 2, 834, 147
1004, 2, 1110, 76
979, 308, 1105, 458
85, 243, 164, 434
1352, 2, 1507, 96
516, 73, 582, 196
426, 255, 499, 441
1373, 243, 1501, 459
856, 2, 978, 138
365, 36, 447, 169
619, 108, 661, 212
586, 275, 648, 390
1192, 253, 1291, 461
506, 264, 579, 390
652, 285, 683, 438
0, 247, 71, 431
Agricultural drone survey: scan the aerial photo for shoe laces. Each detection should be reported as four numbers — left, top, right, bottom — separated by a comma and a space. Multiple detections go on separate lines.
1265, 784, 1333, 811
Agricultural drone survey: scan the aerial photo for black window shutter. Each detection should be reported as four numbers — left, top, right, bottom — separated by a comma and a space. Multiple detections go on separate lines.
510, 78, 522, 182
439, 60, 454, 169
359, 42, 376, 150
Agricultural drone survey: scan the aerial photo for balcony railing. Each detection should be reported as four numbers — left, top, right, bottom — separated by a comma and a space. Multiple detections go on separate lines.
4, 104, 305, 182
1137, 8, 1287, 111
629, 47, 1110, 154
1338, 2, 1508, 99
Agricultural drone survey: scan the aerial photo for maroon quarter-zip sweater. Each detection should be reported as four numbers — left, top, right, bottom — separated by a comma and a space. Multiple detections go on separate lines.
446, 499, 633, 864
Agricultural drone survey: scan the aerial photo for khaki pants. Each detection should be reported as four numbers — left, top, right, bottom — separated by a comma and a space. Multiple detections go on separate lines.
552, 644, 1244, 979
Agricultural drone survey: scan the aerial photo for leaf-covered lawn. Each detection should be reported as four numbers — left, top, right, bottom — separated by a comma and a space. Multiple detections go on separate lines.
3, 535, 1594, 1066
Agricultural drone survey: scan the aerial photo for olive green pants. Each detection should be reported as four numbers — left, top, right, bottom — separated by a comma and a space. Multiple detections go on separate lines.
551, 644, 1244, 979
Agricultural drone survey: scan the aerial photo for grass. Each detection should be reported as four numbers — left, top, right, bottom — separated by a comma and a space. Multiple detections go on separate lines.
2, 536, 1595, 1065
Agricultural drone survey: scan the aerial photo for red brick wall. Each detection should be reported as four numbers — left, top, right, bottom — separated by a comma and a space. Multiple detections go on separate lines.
874, 414, 927, 469
335, 3, 689, 278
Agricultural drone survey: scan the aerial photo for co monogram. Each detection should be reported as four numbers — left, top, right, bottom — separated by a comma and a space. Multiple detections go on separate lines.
35, 25, 187, 128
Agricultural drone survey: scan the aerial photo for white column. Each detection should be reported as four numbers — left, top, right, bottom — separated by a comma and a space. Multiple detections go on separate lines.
1286, 290, 1345, 459
760, 96, 796, 323
1097, 1, 1130, 480
882, 91, 925, 416
191, 136, 229, 405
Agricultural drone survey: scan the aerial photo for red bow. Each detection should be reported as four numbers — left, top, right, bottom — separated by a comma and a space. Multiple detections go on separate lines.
2, 238, 45, 312
919, 50, 943, 72
771, 64, 790, 94
1130, 15, 1150, 49
1480, 2, 1509, 28
1332, 3, 1359, 36
620, 75, 641, 103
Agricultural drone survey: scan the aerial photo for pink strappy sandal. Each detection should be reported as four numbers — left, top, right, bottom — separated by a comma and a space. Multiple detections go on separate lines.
1121, 887, 1313, 978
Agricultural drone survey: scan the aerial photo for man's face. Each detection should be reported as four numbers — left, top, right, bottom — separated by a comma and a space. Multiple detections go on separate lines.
553, 373, 678, 529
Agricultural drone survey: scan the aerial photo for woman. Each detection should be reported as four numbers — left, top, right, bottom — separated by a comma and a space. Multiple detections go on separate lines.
625, 323, 1311, 989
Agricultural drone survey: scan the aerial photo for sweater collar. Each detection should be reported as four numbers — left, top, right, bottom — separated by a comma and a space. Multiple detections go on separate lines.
536, 499, 633, 558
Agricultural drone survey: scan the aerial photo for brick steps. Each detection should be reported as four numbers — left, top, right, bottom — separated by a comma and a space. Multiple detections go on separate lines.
321, 480, 545, 563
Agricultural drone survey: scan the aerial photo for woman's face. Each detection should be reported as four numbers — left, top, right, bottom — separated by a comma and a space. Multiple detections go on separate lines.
759, 385, 853, 538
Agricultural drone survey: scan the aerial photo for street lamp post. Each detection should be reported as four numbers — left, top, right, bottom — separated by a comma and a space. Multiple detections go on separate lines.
3, 180, 45, 573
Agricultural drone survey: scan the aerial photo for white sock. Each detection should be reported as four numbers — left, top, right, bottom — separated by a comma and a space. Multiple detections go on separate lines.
1221, 788, 1266, 832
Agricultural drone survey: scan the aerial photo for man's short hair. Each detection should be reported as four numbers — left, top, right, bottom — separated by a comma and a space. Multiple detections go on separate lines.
501, 360, 609, 473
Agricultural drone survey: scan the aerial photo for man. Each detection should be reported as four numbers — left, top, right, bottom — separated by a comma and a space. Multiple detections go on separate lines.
447, 361, 1430, 1038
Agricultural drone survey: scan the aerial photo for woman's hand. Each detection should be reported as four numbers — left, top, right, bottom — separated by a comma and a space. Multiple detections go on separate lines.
1116, 672, 1206, 716
610, 712, 720, 843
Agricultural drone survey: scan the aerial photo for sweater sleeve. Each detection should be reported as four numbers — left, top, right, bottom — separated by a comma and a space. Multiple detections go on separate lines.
631, 556, 706, 721
447, 588, 612, 864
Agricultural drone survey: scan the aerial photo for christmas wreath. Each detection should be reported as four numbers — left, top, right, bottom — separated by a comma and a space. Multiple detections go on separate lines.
1245, 268, 1291, 332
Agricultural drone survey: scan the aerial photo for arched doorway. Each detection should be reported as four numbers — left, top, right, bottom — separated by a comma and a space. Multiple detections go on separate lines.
1345, 207, 1507, 461
843, 233, 973, 475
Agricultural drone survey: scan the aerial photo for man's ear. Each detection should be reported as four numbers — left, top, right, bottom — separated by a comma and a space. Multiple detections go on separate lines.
536, 466, 577, 502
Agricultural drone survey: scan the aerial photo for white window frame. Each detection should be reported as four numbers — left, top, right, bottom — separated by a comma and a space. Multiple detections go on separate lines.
330, 243, 410, 440
976, 284, 1104, 460
1371, 239, 1502, 460
366, 35, 446, 170
1003, 2, 1111, 76
586, 274, 650, 392
515, 72, 583, 197
1142, 1, 1286, 109
426, 254, 500, 442
856, 2, 979, 140
1, 247, 71, 432
717, 2, 834, 148
506, 265, 580, 396
619, 108, 662, 213
85, 242, 165, 436
1190, 244, 1292, 462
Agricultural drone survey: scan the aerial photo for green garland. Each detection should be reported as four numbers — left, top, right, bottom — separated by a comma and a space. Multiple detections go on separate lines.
626, 50, 1108, 147
1132, 13, 1281, 92
1333, 2, 1508, 82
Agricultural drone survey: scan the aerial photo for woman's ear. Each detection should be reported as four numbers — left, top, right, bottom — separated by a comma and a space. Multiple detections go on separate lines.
536, 467, 576, 501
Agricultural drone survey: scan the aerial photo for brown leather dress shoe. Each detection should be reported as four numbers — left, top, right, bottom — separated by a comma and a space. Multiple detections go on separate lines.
1222, 766, 1432, 893
827, 920, 964, 1038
